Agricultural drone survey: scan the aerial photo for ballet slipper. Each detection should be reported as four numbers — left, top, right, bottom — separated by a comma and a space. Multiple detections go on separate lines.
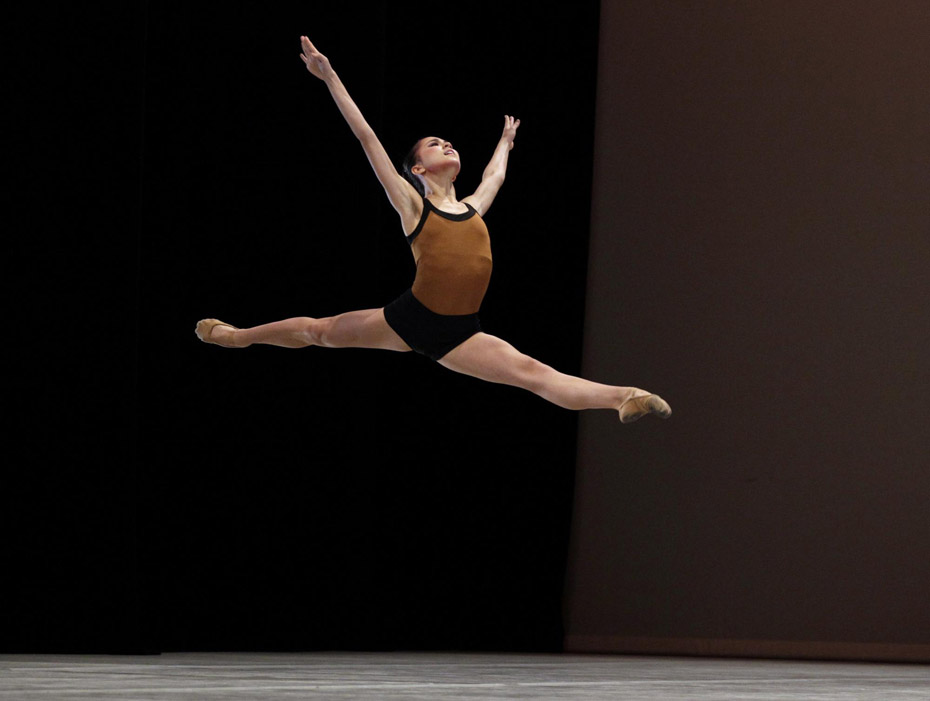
618, 393, 672, 424
195, 318, 239, 346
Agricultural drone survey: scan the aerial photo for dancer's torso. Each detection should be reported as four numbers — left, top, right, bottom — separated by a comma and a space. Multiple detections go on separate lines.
405, 197, 492, 316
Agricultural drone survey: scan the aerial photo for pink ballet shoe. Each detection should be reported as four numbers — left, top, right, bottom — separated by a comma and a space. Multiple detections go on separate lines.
618, 393, 672, 424
195, 318, 239, 346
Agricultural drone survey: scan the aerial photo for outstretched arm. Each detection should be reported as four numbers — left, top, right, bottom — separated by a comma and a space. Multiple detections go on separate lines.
463, 115, 520, 217
299, 36, 418, 216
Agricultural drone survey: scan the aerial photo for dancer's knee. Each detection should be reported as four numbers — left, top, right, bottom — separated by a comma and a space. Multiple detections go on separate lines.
511, 353, 552, 392
306, 316, 333, 347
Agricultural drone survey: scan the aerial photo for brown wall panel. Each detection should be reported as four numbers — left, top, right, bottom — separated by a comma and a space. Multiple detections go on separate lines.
565, 0, 930, 660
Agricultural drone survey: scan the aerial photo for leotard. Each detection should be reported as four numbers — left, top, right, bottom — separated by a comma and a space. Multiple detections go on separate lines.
407, 197, 492, 315
383, 196, 492, 360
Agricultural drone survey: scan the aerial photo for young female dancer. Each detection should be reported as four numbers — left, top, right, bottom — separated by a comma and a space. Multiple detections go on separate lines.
195, 36, 671, 424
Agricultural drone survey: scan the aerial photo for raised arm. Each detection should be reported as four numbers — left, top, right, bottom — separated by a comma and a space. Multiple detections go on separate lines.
463, 115, 521, 217
299, 36, 418, 217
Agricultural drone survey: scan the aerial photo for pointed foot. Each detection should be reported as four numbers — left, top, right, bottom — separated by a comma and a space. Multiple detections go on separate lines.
618, 394, 672, 424
195, 318, 240, 347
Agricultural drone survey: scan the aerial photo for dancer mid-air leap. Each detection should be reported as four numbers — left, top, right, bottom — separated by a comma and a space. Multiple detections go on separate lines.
196, 36, 671, 424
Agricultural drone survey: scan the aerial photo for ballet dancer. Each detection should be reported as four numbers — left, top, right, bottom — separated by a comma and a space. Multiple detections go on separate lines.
195, 36, 671, 424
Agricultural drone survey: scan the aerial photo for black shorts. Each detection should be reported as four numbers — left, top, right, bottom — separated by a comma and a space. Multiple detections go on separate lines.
383, 288, 482, 361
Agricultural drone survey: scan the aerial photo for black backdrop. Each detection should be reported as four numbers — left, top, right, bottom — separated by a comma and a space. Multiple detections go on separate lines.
8, 1, 599, 652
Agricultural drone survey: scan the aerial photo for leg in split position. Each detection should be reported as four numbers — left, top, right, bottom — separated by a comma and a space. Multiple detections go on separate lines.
196, 315, 670, 422
437, 332, 671, 423
195, 309, 411, 352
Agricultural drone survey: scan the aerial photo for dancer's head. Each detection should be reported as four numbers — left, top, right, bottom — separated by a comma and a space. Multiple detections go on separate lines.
402, 136, 460, 196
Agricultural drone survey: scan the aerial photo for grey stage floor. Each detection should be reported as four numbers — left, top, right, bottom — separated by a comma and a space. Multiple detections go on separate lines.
1, 652, 928, 700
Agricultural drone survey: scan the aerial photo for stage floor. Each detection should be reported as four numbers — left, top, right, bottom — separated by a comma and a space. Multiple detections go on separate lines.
1, 652, 927, 699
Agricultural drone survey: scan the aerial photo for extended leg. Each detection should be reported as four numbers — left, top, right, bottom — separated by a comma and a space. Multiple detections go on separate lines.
438, 332, 670, 420
196, 308, 411, 352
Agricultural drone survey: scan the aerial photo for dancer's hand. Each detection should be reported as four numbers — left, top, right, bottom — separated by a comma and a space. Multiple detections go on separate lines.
299, 36, 334, 82
501, 115, 521, 150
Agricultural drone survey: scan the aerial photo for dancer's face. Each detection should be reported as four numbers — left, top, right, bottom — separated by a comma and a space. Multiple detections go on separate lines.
412, 136, 460, 178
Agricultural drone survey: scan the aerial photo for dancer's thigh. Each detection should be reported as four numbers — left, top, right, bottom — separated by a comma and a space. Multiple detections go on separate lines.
319, 308, 412, 352
437, 332, 549, 389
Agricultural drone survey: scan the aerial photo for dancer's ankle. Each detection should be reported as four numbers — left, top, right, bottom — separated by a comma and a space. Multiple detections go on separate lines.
213, 325, 241, 348
228, 329, 252, 348
617, 387, 648, 410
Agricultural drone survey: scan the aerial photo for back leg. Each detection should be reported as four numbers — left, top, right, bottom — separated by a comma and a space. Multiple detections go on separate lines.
197, 308, 411, 352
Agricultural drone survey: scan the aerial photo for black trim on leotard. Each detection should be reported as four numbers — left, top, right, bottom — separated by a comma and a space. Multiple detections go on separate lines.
406, 197, 477, 245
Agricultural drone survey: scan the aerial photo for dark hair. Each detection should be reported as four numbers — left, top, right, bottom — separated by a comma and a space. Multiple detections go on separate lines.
401, 138, 426, 197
